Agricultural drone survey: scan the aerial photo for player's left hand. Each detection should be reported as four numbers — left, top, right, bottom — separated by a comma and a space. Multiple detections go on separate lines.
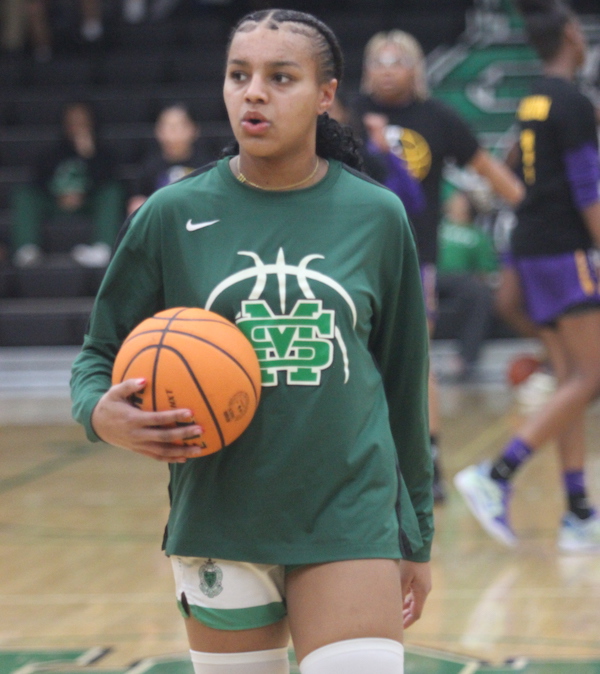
363, 112, 390, 153
400, 560, 432, 628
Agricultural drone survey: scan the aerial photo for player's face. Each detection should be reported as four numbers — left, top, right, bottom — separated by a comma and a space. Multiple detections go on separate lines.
224, 25, 337, 160
367, 44, 416, 104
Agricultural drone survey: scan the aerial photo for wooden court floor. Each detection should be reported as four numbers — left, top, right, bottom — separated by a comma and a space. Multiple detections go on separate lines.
0, 376, 599, 670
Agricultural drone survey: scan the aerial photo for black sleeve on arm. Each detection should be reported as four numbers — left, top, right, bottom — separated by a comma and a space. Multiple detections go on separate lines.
437, 100, 480, 167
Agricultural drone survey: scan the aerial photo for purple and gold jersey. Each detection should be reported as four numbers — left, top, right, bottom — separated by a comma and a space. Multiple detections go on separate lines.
513, 76, 600, 257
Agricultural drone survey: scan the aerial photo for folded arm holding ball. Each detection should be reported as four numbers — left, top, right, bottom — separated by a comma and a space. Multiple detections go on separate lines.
91, 378, 204, 463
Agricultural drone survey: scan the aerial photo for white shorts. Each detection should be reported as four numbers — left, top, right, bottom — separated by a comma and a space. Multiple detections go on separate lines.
171, 556, 289, 631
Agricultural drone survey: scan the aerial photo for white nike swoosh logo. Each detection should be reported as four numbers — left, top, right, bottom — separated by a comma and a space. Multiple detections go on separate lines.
186, 219, 220, 231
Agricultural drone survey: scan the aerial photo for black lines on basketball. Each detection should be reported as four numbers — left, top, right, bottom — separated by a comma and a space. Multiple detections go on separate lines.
160, 344, 225, 450
121, 323, 259, 405
112, 307, 262, 457
152, 308, 188, 412
118, 344, 160, 383
121, 318, 240, 344
165, 330, 259, 404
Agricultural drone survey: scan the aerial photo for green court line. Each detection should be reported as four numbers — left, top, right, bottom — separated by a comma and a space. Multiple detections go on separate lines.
0, 647, 108, 673
3, 647, 600, 674
480, 664, 600, 673
414, 632, 600, 651
0, 444, 105, 496
35, 671, 124, 674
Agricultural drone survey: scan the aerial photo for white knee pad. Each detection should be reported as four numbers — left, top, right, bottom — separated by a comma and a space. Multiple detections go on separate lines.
299, 638, 404, 674
190, 647, 290, 674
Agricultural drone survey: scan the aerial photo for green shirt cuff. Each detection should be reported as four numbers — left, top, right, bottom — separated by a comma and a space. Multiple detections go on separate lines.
405, 544, 431, 563
73, 393, 103, 443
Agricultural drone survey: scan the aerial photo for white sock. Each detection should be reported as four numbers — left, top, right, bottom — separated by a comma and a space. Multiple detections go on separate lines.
190, 647, 290, 674
299, 638, 404, 674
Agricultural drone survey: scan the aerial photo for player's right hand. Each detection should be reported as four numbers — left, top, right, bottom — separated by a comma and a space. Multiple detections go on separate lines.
91, 378, 204, 463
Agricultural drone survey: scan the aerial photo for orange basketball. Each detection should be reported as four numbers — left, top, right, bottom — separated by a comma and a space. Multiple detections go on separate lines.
507, 354, 541, 387
112, 307, 262, 457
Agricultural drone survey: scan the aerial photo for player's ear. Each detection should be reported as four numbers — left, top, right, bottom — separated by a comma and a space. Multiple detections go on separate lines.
563, 21, 576, 47
563, 19, 584, 55
317, 79, 338, 115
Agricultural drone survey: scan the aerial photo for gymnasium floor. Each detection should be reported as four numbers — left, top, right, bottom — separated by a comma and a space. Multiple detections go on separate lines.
1, 341, 599, 674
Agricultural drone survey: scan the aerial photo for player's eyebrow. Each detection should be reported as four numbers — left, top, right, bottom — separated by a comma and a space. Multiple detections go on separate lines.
227, 58, 302, 68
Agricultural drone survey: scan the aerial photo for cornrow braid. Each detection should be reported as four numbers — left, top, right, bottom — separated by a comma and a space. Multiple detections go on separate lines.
222, 9, 363, 170
227, 9, 343, 83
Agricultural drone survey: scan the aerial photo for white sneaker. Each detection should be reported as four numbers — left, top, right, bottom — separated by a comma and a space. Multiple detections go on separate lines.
558, 512, 600, 553
71, 242, 111, 268
454, 463, 517, 547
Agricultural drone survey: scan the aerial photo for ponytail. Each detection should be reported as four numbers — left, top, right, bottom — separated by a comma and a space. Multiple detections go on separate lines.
316, 113, 363, 170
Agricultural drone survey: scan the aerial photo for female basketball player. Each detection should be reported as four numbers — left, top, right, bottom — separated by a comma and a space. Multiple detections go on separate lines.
354, 30, 524, 501
71, 10, 432, 673
455, 0, 600, 553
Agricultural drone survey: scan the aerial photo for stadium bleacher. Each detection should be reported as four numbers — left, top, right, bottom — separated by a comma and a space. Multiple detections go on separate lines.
0, 0, 598, 347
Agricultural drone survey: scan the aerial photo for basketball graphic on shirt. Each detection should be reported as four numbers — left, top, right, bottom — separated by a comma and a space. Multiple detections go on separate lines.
206, 248, 356, 387
385, 125, 432, 181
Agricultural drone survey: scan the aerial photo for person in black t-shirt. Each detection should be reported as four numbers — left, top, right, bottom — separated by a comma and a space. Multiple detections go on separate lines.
455, 0, 600, 553
328, 91, 425, 218
354, 30, 524, 502
127, 104, 214, 216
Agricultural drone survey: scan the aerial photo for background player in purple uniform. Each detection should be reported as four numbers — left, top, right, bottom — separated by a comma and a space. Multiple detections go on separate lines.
455, 0, 600, 553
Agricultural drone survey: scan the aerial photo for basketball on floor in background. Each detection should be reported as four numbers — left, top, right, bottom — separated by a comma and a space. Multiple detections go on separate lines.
112, 307, 262, 456
506, 354, 541, 387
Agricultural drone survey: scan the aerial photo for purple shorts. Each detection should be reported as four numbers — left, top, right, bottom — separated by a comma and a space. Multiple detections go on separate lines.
515, 249, 600, 325
500, 251, 516, 269
420, 263, 437, 321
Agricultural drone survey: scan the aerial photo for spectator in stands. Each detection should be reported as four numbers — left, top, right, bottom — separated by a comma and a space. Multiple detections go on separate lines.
1, 0, 26, 52
329, 91, 425, 218
361, 110, 426, 218
353, 29, 524, 502
127, 103, 213, 215
25, 0, 103, 61
437, 190, 499, 381
11, 101, 124, 268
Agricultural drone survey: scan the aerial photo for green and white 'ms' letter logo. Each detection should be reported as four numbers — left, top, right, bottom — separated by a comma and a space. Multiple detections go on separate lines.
238, 299, 334, 385
205, 249, 356, 386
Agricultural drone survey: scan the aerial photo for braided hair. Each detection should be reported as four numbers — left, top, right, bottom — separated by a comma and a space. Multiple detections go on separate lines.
516, 0, 575, 61
221, 9, 363, 170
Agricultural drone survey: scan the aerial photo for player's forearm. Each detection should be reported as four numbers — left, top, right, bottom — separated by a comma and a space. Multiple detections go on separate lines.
469, 148, 525, 206
582, 201, 600, 248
